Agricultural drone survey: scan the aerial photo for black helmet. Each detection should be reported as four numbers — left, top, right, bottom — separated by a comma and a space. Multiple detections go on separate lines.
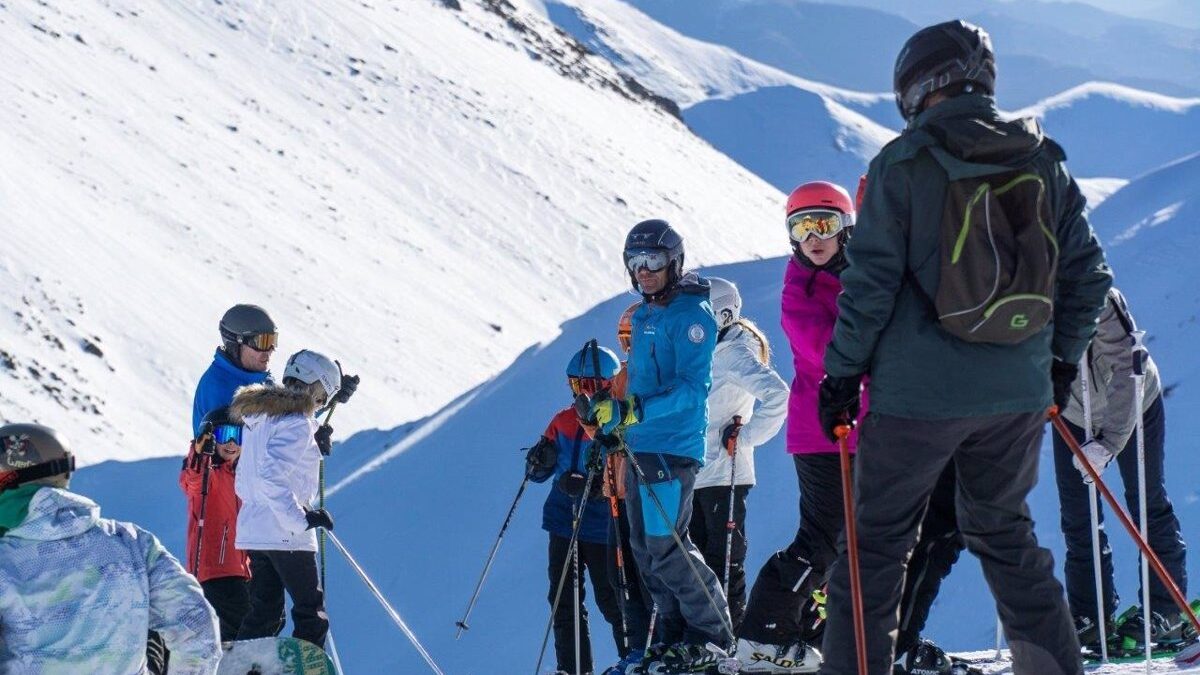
0, 423, 75, 491
202, 405, 237, 428
623, 219, 685, 301
894, 20, 996, 121
218, 304, 277, 355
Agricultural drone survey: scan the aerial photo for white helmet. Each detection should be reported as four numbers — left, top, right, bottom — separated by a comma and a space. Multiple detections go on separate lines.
708, 277, 742, 330
283, 349, 342, 401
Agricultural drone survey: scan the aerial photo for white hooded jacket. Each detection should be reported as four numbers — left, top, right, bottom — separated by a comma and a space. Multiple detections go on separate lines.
232, 384, 322, 552
695, 324, 790, 489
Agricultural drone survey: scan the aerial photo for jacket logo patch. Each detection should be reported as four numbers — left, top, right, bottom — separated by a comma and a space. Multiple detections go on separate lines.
688, 323, 705, 344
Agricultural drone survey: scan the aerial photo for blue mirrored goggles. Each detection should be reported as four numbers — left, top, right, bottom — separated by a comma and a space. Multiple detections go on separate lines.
624, 248, 671, 273
213, 423, 243, 445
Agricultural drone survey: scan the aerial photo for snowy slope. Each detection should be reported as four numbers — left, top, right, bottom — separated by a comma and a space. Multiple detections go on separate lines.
0, 0, 786, 463
532, 0, 899, 192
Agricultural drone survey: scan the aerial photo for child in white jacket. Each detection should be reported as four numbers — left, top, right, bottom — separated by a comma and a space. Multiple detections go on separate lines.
690, 277, 790, 629
232, 349, 349, 649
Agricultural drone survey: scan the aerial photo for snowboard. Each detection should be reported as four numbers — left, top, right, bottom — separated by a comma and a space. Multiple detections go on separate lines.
217, 637, 336, 675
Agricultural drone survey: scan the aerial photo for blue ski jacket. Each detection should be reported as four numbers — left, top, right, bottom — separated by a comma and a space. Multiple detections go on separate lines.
192, 349, 272, 436
624, 277, 717, 463
532, 408, 612, 545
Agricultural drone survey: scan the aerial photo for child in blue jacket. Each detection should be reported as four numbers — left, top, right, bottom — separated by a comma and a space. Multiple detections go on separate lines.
526, 342, 627, 674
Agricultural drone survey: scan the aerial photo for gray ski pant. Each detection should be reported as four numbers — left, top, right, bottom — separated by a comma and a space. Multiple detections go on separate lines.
819, 411, 1082, 675
625, 452, 732, 648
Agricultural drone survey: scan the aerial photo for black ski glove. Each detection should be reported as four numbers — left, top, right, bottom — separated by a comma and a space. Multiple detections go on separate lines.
1051, 359, 1079, 413
817, 374, 862, 443
315, 424, 334, 456
304, 507, 334, 531
525, 437, 558, 481
720, 417, 743, 455
334, 368, 359, 404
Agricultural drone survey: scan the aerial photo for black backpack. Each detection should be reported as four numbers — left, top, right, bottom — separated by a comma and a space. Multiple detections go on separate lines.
921, 159, 1059, 344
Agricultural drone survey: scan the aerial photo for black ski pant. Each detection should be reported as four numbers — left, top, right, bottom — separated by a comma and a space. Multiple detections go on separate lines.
1052, 395, 1186, 619
610, 499, 656, 656
819, 411, 1082, 675
237, 550, 329, 649
740, 454, 843, 645
549, 533, 624, 673
690, 485, 751, 631
204, 575, 252, 642
895, 463, 965, 657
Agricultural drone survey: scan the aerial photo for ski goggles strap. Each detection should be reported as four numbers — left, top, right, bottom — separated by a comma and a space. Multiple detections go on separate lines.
787, 209, 851, 242
0, 455, 75, 492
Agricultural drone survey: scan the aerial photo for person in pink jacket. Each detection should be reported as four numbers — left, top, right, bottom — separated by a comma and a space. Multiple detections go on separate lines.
735, 181, 860, 674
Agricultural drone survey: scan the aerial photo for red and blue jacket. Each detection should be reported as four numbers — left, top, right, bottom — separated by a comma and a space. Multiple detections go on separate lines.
533, 408, 612, 545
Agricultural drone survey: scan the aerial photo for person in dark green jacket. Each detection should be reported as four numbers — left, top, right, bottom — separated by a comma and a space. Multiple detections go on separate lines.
815, 20, 1112, 675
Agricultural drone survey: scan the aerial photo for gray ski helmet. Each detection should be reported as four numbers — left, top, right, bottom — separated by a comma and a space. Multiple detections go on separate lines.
894, 20, 996, 121
707, 277, 742, 330
283, 349, 342, 402
0, 423, 75, 490
218, 304, 277, 354
623, 219, 685, 297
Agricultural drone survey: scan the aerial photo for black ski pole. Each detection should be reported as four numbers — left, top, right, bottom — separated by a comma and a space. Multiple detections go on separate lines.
191, 423, 214, 577
455, 472, 531, 638
318, 401, 338, 593
722, 415, 743, 600
533, 445, 603, 675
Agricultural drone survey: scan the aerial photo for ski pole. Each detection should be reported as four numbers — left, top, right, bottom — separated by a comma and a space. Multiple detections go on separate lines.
318, 402, 339, 593
723, 415, 743, 602
324, 529, 445, 675
1081, 354, 1109, 662
606, 461, 631, 652
836, 424, 868, 675
623, 448, 736, 644
573, 511, 582, 675
455, 473, 531, 638
994, 615, 1003, 661
1049, 408, 1200, 639
534, 449, 602, 675
1132, 330, 1152, 668
191, 424, 214, 577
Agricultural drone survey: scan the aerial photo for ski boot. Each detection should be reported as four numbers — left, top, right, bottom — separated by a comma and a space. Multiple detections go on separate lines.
646, 642, 737, 674
627, 644, 670, 675
1111, 605, 1170, 656
1072, 613, 1114, 654
734, 638, 820, 673
605, 649, 650, 675
903, 639, 982, 675
1159, 599, 1200, 649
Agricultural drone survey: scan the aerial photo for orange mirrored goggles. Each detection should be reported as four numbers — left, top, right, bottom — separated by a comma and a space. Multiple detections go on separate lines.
787, 209, 851, 242
240, 332, 278, 352
569, 376, 612, 398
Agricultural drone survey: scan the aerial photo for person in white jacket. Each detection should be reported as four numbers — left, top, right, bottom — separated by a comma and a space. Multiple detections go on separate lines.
690, 277, 790, 630
0, 423, 220, 675
232, 349, 346, 649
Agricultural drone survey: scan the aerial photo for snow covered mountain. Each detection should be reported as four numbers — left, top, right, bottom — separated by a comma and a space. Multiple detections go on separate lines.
620, 0, 1200, 107
0, 0, 786, 463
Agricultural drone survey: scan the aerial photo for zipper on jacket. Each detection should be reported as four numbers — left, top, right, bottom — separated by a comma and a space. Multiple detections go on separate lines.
650, 342, 663, 386
218, 524, 228, 565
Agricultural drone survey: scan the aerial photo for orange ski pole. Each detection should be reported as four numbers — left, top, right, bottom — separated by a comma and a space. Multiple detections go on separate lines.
1049, 407, 1200, 638
836, 424, 868, 675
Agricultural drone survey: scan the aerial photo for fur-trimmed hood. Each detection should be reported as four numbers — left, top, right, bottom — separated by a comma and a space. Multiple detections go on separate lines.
230, 383, 317, 421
